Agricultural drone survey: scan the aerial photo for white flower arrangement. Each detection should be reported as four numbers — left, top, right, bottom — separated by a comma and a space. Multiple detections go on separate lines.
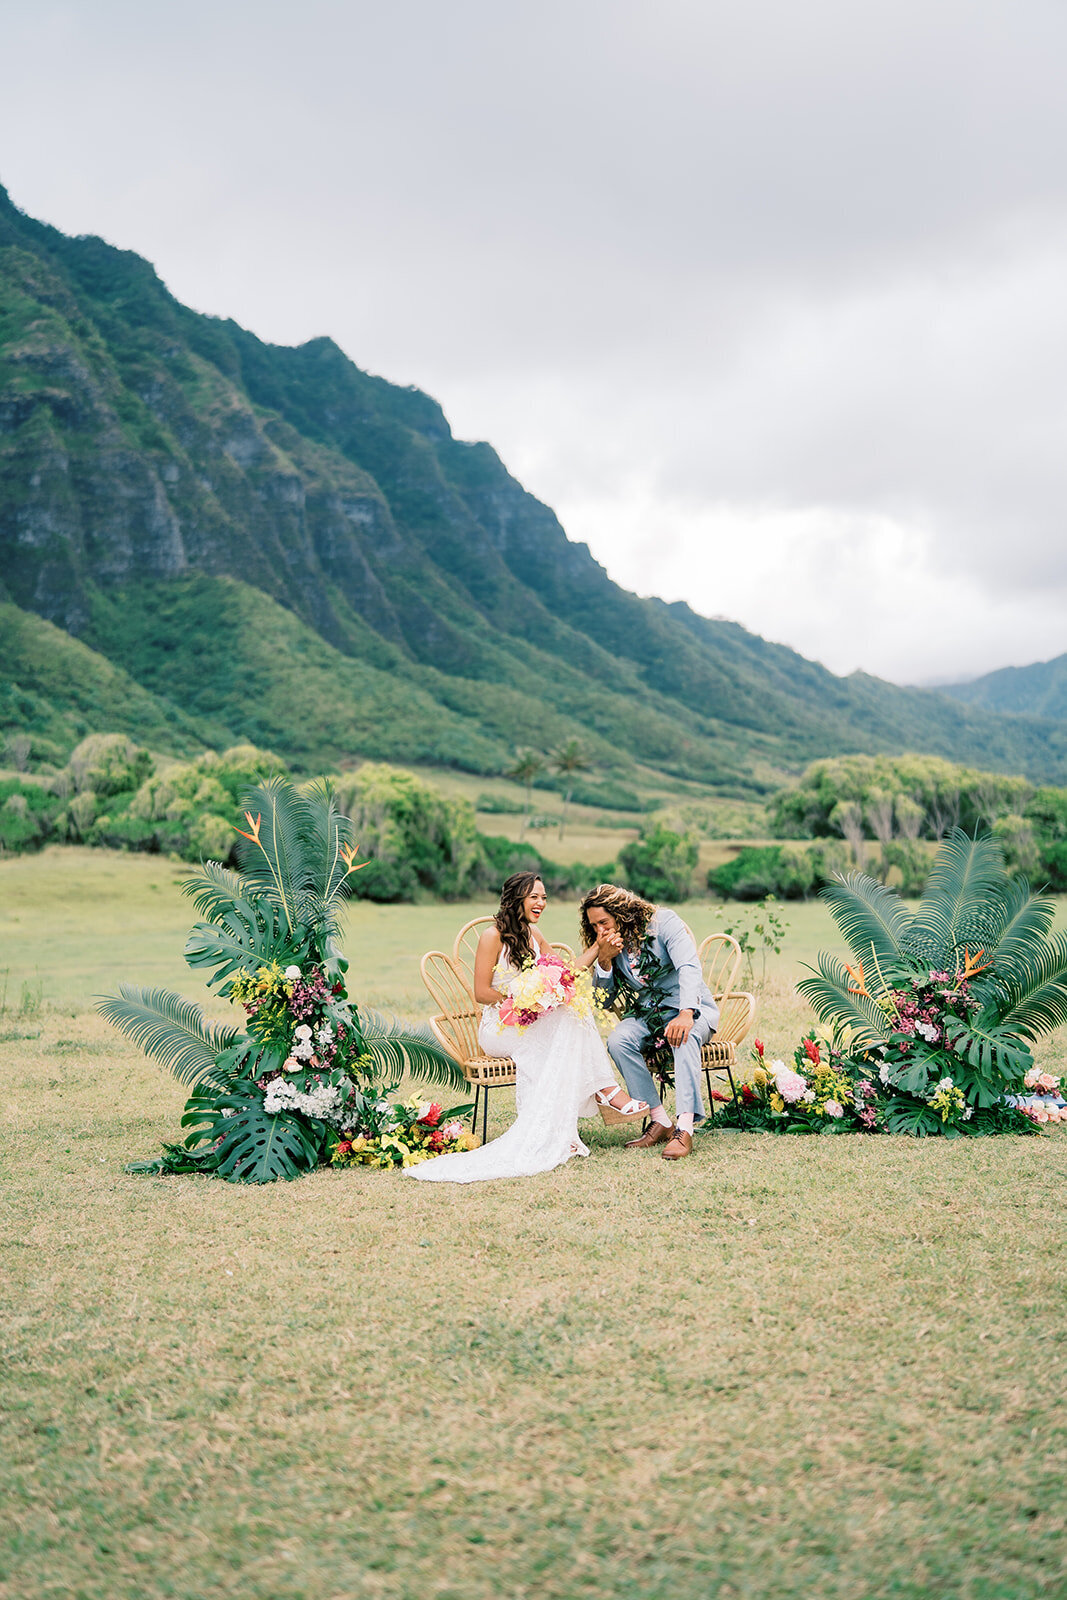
263, 1079, 344, 1123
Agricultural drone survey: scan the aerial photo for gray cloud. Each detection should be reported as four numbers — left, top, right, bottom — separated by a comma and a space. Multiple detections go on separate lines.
2, 0, 1065, 679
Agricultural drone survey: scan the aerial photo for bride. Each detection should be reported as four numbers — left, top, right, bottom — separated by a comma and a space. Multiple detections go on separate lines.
409, 872, 648, 1183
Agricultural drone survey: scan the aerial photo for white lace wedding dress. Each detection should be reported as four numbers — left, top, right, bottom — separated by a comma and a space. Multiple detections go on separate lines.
408, 946, 610, 1183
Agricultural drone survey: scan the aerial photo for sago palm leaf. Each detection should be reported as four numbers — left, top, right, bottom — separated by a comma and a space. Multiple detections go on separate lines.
820, 872, 912, 970
989, 878, 1056, 977
235, 775, 314, 934
904, 830, 1008, 965
992, 931, 1067, 1038
359, 1009, 467, 1092
96, 986, 239, 1088
796, 956, 893, 1049
301, 778, 356, 919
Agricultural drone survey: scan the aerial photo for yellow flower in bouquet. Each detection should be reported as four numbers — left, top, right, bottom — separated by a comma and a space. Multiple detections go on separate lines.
499, 954, 595, 1029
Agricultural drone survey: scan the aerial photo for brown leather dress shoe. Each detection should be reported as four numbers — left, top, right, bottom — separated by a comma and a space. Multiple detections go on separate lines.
661, 1129, 693, 1160
625, 1121, 676, 1149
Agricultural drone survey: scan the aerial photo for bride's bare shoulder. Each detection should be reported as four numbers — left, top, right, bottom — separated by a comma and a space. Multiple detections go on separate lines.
477, 924, 503, 952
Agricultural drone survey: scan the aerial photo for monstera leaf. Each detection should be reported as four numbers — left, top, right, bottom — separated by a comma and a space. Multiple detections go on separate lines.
181, 1083, 325, 1184
184, 898, 303, 991
886, 1098, 942, 1137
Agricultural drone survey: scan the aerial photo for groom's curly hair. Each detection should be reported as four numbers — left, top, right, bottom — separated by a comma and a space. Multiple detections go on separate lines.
494, 871, 544, 969
578, 884, 656, 953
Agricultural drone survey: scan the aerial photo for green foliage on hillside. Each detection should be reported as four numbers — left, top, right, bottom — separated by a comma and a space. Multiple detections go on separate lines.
942, 653, 1067, 719
0, 603, 219, 766
4, 183, 1067, 796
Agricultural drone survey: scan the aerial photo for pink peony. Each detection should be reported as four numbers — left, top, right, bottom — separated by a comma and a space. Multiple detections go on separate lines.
774, 1067, 807, 1104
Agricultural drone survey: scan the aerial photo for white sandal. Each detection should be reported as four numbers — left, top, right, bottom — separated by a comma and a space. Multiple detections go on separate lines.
595, 1088, 649, 1126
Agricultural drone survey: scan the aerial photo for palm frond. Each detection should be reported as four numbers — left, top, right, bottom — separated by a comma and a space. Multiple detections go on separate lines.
180, 860, 259, 924
989, 877, 1056, 976
819, 872, 912, 969
796, 956, 894, 1049
96, 986, 238, 1088
359, 1009, 467, 1092
993, 931, 1067, 1038
302, 778, 356, 914
236, 776, 313, 934
904, 829, 1009, 964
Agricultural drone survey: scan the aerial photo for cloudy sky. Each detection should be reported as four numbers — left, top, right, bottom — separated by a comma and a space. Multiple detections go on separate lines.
3, 0, 1065, 684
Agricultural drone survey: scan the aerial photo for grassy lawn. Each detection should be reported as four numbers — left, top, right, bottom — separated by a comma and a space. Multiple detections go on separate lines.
1, 849, 1066, 1600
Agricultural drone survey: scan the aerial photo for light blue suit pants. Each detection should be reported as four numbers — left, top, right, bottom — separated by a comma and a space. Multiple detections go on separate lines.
607, 1012, 713, 1122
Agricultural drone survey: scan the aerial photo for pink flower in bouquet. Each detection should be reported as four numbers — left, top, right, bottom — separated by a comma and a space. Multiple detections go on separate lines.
773, 1065, 807, 1104
442, 1119, 465, 1141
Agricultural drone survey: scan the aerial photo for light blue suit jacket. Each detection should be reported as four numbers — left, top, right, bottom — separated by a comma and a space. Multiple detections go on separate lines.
593, 908, 719, 1030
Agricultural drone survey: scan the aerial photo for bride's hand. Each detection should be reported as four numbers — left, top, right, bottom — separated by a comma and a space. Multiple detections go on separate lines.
597, 931, 623, 962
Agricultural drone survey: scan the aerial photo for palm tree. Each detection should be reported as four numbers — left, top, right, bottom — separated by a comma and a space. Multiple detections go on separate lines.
506, 749, 545, 829
796, 829, 1067, 1118
98, 775, 463, 1183
552, 738, 590, 842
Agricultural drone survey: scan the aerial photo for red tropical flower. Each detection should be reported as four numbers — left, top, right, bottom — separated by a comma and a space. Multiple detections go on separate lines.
803, 1038, 821, 1065
419, 1103, 443, 1127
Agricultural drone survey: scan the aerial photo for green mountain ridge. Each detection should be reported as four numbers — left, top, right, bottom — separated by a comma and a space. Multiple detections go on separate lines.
3, 181, 1067, 791
941, 654, 1067, 721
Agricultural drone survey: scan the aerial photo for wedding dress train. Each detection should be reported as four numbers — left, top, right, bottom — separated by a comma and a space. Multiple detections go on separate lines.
409, 951, 609, 1184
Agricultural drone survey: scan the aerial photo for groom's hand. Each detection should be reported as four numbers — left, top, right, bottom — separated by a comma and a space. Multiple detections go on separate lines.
665, 1009, 694, 1046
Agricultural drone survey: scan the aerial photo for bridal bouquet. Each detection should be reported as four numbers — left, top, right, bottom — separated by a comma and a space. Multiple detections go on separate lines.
499, 953, 594, 1029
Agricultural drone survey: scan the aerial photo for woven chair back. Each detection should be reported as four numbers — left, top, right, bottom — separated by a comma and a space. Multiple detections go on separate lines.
698, 933, 743, 999
716, 991, 756, 1046
452, 915, 573, 991
420, 951, 481, 1061
452, 916, 495, 990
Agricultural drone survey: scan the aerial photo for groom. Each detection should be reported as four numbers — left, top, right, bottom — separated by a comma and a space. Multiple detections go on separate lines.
580, 884, 719, 1160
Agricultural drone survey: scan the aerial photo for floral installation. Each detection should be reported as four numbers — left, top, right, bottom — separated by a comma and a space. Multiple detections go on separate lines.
1007, 1067, 1067, 1126
787, 829, 1067, 1137
500, 953, 595, 1029
100, 776, 465, 1183
331, 1095, 478, 1169
719, 1030, 1041, 1138
723, 1033, 887, 1134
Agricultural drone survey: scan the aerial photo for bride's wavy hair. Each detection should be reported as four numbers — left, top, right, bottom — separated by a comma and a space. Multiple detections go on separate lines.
579, 883, 655, 953
495, 871, 545, 969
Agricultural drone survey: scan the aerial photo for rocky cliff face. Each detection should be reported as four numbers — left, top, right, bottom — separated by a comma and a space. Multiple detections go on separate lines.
2, 184, 1066, 788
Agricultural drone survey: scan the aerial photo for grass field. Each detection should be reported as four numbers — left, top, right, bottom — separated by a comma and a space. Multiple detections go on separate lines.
2, 849, 1066, 1600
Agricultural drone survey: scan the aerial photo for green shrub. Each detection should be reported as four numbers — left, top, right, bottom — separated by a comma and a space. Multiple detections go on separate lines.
475, 793, 526, 814
772, 753, 1036, 841
336, 764, 484, 901
618, 823, 698, 902
0, 777, 64, 852
68, 733, 153, 798
709, 842, 827, 901
1040, 840, 1067, 892
126, 744, 286, 860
